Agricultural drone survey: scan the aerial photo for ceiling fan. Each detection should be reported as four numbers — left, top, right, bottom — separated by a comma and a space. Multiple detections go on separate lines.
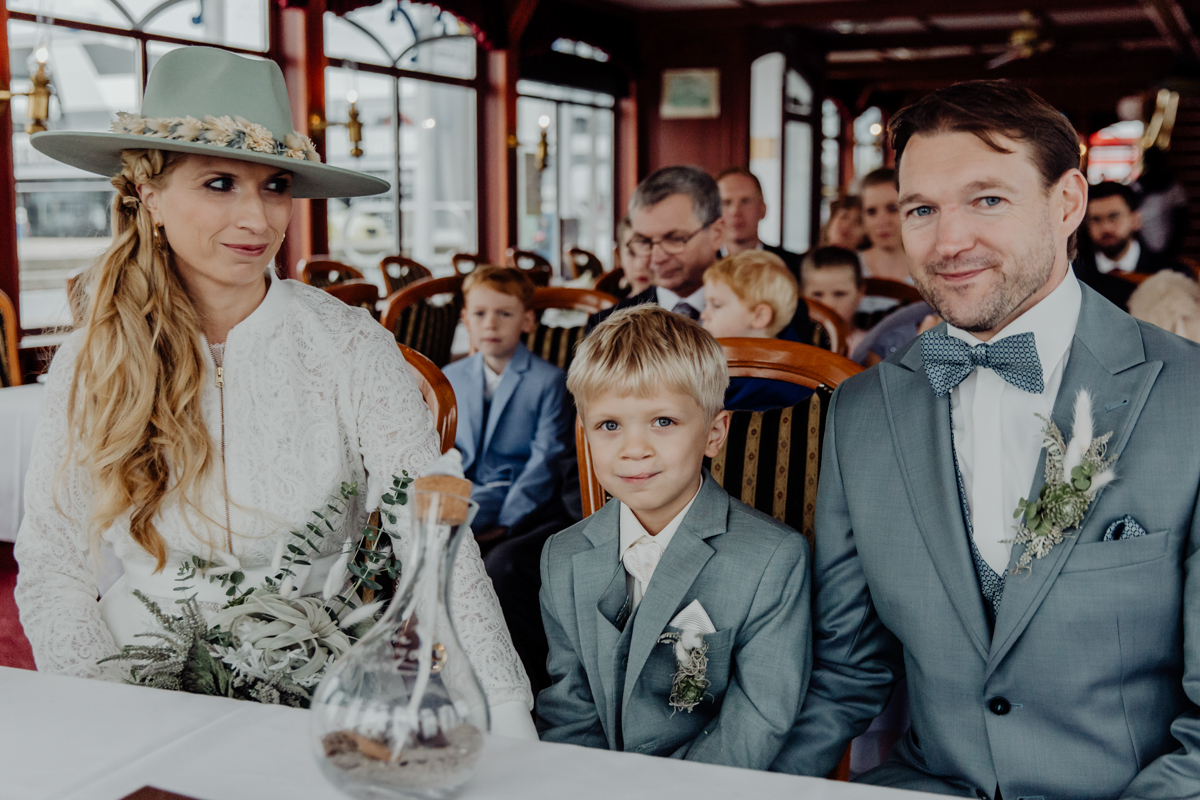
987, 10, 1055, 69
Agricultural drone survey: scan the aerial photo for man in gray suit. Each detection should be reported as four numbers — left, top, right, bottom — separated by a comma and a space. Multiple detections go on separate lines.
774, 80, 1200, 799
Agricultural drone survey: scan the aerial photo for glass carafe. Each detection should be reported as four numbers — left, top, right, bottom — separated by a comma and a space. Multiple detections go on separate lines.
311, 489, 489, 800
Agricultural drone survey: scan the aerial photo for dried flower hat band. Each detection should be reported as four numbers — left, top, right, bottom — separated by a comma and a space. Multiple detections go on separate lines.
111, 112, 321, 163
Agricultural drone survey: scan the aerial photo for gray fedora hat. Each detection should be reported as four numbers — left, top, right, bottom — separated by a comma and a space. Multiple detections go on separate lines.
31, 46, 388, 199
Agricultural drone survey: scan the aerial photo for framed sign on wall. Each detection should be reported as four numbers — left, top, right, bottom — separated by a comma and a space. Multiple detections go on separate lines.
660, 69, 720, 119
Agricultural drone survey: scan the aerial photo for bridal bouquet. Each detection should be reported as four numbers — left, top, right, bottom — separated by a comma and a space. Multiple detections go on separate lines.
99, 474, 412, 707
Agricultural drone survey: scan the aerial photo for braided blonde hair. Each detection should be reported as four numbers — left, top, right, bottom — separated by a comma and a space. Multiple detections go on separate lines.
66, 149, 213, 570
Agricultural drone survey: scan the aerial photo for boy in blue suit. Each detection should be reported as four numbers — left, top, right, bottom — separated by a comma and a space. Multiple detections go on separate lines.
443, 266, 570, 537
537, 305, 811, 769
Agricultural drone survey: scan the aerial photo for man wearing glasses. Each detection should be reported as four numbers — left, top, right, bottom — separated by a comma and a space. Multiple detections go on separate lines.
587, 166, 725, 333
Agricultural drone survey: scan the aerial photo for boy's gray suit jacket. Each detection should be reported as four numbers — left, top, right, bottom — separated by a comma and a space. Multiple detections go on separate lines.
537, 472, 812, 769
773, 284, 1200, 800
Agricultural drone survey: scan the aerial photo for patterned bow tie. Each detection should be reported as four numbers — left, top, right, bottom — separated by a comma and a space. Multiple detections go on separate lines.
921, 330, 1044, 397
622, 535, 664, 586
672, 301, 701, 321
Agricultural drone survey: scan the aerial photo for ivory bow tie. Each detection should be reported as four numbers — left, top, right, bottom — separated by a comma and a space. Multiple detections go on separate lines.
920, 330, 1044, 397
622, 536, 665, 586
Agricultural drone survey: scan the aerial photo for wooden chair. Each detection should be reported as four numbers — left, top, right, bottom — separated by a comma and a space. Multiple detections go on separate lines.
521, 288, 618, 372
398, 343, 457, 454
863, 277, 923, 306
0, 287, 20, 387
505, 248, 553, 287
380, 275, 465, 368
299, 258, 365, 288
324, 280, 382, 318
451, 252, 484, 275
805, 297, 852, 356
566, 247, 605, 280
593, 267, 627, 299
1112, 270, 1153, 286
576, 338, 864, 537
380, 256, 432, 296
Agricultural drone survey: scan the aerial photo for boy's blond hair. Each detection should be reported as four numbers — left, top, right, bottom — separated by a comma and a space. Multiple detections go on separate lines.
568, 305, 729, 419
703, 251, 799, 337
462, 264, 535, 309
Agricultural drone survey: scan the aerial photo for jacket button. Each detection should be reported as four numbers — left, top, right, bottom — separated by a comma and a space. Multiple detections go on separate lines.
988, 696, 1011, 716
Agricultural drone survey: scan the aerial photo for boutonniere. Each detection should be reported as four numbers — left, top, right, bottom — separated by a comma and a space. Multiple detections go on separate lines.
656, 630, 710, 714
1007, 389, 1116, 573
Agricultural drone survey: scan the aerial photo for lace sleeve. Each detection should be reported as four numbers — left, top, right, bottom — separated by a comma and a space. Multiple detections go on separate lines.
12, 335, 125, 680
350, 323, 534, 711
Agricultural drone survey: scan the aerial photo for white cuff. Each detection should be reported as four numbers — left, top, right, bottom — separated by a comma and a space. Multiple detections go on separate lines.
489, 699, 539, 740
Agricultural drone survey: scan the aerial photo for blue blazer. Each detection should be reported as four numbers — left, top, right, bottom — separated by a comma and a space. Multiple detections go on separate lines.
443, 343, 570, 530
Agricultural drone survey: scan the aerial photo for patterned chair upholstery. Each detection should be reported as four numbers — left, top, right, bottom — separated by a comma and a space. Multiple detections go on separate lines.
522, 324, 585, 372
0, 287, 19, 387
380, 275, 465, 368
520, 287, 616, 372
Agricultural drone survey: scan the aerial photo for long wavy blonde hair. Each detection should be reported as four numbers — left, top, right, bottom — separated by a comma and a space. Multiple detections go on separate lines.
66, 149, 214, 570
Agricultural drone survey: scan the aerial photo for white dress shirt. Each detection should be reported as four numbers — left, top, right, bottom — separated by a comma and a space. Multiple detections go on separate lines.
618, 479, 702, 611
1095, 239, 1140, 274
656, 286, 706, 317
483, 360, 504, 401
948, 270, 1082, 575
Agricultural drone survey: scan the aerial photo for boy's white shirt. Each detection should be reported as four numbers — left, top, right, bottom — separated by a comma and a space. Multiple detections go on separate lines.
618, 478, 703, 611
482, 359, 504, 400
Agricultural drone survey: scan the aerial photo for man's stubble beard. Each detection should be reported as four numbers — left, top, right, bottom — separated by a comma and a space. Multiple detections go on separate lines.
912, 216, 1056, 334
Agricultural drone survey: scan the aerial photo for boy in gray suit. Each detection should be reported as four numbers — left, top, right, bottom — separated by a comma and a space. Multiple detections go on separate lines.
537, 305, 811, 769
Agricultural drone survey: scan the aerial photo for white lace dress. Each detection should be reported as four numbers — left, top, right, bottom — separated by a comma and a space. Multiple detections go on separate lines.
14, 272, 535, 734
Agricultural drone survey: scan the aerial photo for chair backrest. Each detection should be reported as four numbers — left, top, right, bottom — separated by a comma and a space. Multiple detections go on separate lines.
324, 279, 381, 318
398, 343, 457, 454
451, 252, 483, 275
592, 267, 631, 301
0, 287, 20, 387
1112, 270, 1152, 286
506, 248, 554, 287
805, 297, 851, 356
380, 275, 465, 368
380, 256, 432, 296
567, 248, 605, 280
863, 277, 923, 306
529, 287, 618, 315
576, 338, 864, 543
300, 258, 365, 288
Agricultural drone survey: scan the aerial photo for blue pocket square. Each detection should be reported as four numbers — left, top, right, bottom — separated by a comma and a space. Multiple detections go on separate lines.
1103, 515, 1147, 542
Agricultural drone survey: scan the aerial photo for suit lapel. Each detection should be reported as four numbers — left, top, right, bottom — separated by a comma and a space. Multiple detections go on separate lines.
621, 476, 724, 712
986, 286, 1161, 676
572, 501, 624, 742
881, 345, 992, 659
483, 344, 531, 454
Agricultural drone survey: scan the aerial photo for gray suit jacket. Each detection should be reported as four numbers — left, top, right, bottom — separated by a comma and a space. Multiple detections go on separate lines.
537, 473, 811, 769
773, 284, 1200, 800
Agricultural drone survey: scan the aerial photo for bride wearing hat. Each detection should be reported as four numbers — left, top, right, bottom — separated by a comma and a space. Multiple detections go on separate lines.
14, 47, 535, 737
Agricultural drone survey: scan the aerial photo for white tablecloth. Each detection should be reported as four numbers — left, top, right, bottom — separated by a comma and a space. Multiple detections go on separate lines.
0, 383, 44, 543
0, 667, 938, 800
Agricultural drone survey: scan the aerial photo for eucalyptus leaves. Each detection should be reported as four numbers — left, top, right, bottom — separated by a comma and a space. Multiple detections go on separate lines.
1007, 390, 1116, 573
99, 474, 413, 706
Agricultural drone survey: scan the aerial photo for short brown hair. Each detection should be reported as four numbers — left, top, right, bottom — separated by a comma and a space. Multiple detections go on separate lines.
569, 305, 729, 420
462, 265, 535, 309
704, 251, 799, 337
716, 166, 763, 198
860, 168, 896, 192
888, 80, 1082, 256
801, 246, 863, 289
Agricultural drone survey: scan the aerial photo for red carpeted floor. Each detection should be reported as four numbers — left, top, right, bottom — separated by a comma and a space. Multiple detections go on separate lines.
0, 542, 36, 670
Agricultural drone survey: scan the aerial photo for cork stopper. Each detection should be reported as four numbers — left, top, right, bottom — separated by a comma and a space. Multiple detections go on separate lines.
412, 475, 473, 524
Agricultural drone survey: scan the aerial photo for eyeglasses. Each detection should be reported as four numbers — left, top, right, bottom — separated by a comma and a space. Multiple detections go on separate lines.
628, 222, 712, 257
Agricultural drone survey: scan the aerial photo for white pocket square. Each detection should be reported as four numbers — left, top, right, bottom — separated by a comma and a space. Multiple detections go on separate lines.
669, 600, 716, 655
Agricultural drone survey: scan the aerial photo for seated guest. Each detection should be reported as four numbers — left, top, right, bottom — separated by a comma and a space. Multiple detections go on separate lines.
1075, 180, 1187, 310
700, 250, 814, 411
1127, 269, 1200, 343
801, 246, 868, 354
613, 215, 654, 300
716, 166, 803, 276
858, 168, 912, 283
819, 194, 867, 251
538, 306, 811, 768
444, 266, 571, 538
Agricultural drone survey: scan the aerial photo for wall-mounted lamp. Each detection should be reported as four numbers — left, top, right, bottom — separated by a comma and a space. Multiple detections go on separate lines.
536, 114, 550, 172
310, 89, 364, 158
0, 45, 53, 134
